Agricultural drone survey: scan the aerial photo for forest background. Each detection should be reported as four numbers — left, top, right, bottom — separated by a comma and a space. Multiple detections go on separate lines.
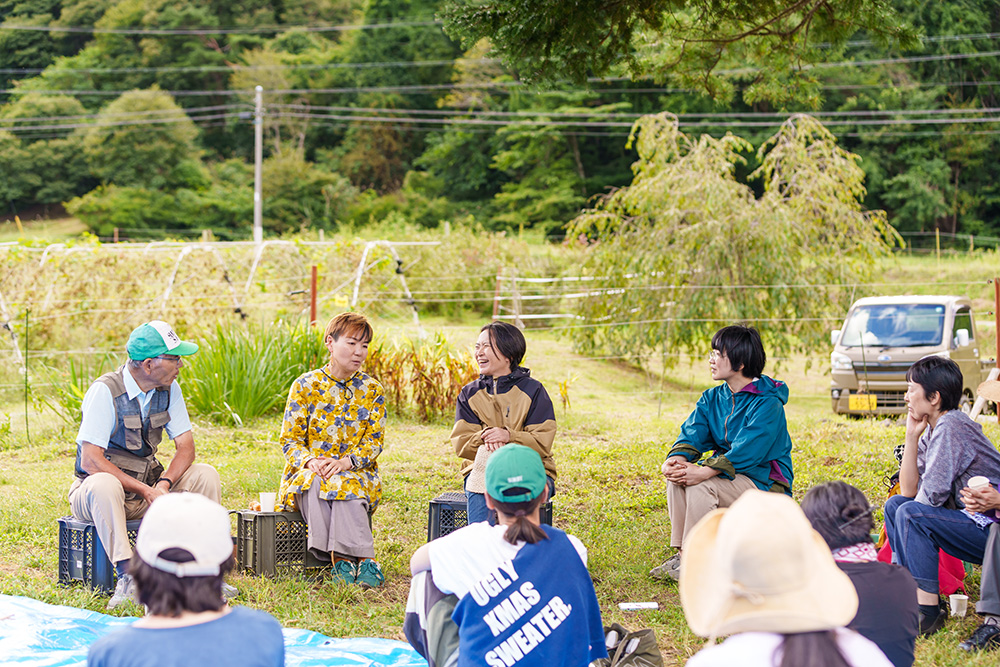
1, 0, 1000, 248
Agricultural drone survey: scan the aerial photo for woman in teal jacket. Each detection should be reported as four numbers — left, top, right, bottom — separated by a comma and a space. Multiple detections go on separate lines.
650, 324, 794, 582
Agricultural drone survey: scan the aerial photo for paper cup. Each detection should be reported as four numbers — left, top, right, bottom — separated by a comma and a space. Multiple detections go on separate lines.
259, 492, 277, 512
969, 476, 990, 491
950, 593, 969, 618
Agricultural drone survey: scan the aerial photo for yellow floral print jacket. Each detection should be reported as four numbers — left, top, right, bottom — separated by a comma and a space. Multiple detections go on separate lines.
277, 368, 386, 512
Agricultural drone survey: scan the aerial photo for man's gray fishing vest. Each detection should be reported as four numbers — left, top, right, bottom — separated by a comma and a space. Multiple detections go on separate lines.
74, 367, 168, 494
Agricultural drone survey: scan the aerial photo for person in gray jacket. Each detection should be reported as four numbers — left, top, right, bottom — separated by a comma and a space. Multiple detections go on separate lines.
883, 356, 1000, 637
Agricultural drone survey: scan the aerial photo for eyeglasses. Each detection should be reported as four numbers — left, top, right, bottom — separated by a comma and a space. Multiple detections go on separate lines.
708, 350, 725, 361
156, 355, 182, 364
473, 343, 492, 353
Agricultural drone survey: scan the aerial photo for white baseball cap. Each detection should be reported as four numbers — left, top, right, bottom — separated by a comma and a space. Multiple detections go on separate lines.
135, 494, 232, 577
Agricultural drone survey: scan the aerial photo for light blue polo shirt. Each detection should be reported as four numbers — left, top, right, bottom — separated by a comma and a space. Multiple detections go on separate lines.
76, 366, 192, 448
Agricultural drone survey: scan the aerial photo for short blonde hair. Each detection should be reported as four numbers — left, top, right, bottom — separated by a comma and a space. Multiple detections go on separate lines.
324, 312, 373, 343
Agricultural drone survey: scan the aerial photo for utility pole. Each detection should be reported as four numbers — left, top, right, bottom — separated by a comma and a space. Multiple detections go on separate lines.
253, 85, 264, 245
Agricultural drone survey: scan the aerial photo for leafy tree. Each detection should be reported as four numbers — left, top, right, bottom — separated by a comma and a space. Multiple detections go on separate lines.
82, 88, 203, 188
0, 130, 42, 209
567, 113, 899, 364
0, 93, 93, 204
441, 0, 916, 105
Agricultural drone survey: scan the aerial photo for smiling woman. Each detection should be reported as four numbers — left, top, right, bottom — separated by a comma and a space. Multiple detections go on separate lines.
451, 322, 557, 526
275, 312, 388, 589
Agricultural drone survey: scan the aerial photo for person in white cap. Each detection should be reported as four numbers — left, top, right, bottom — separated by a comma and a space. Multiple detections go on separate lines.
87, 494, 284, 667
68, 321, 224, 609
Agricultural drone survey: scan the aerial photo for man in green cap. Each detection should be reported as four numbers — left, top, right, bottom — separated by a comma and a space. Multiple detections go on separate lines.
68, 321, 223, 609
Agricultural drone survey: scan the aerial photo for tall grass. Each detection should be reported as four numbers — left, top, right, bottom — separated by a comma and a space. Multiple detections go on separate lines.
183, 322, 327, 426
35, 353, 121, 426
185, 324, 478, 425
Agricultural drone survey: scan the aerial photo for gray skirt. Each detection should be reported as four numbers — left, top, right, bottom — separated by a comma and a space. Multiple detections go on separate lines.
297, 483, 375, 561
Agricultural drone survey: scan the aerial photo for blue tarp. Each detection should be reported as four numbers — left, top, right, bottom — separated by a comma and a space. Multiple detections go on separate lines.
0, 595, 427, 666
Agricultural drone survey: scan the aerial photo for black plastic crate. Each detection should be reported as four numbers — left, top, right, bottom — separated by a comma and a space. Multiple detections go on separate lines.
58, 516, 142, 594
427, 491, 553, 541
235, 510, 327, 577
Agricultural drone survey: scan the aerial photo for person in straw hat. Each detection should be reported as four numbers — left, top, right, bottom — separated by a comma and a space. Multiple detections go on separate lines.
680, 490, 893, 667
87, 493, 284, 667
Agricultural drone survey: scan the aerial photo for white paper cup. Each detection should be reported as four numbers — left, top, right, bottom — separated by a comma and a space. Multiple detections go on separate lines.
259, 492, 277, 512
969, 476, 990, 491
950, 593, 969, 617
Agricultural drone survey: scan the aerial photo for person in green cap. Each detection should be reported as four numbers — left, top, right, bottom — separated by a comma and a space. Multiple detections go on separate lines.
68, 321, 223, 610
405, 444, 607, 667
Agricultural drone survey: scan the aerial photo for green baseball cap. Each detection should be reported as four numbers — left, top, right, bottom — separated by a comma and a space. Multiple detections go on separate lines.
486, 444, 547, 503
127, 321, 199, 361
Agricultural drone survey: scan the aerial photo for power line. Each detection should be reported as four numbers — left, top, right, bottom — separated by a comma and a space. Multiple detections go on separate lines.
0, 19, 443, 36
0, 103, 242, 124
0, 58, 481, 76
1, 112, 241, 132
6, 75, 1000, 101
4, 45, 1000, 79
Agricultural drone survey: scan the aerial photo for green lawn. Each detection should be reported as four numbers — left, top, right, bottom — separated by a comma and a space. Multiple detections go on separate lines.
2, 249, 1000, 665
1, 326, 999, 666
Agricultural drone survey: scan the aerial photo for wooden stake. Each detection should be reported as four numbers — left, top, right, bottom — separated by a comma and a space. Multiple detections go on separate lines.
492, 271, 502, 320
310, 265, 318, 327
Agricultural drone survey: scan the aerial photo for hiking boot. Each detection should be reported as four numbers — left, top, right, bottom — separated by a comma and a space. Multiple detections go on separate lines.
919, 600, 948, 637
107, 573, 137, 610
960, 621, 1000, 652
330, 559, 357, 585
649, 553, 681, 581
355, 559, 385, 589
221, 582, 238, 601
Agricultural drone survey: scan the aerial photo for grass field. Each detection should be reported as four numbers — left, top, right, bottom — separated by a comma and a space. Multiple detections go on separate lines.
2, 251, 1000, 665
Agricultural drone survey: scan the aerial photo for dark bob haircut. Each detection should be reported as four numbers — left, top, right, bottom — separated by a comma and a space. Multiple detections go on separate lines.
711, 324, 766, 379
480, 321, 527, 371
905, 355, 962, 412
130, 547, 234, 617
801, 481, 874, 551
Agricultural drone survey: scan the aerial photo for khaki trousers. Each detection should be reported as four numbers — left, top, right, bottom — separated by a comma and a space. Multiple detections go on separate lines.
68, 463, 221, 565
667, 473, 756, 548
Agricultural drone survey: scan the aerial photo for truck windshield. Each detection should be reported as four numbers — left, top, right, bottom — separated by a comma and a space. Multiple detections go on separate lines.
840, 304, 946, 348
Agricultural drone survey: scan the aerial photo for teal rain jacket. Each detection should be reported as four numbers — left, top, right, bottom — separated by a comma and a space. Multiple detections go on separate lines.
668, 375, 793, 493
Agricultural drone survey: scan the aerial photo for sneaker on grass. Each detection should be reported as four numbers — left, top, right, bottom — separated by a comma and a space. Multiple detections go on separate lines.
355, 559, 385, 589
649, 553, 681, 581
222, 582, 238, 601
107, 573, 138, 610
331, 559, 357, 585
960, 617, 1000, 652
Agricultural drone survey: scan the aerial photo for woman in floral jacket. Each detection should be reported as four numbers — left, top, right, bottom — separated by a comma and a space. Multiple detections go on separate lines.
277, 312, 386, 588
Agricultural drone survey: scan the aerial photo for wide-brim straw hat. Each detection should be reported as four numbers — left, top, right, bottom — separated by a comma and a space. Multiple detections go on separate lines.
978, 379, 1000, 404
680, 490, 858, 638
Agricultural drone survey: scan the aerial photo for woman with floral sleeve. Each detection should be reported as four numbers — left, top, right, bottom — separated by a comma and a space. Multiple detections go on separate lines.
277, 312, 387, 588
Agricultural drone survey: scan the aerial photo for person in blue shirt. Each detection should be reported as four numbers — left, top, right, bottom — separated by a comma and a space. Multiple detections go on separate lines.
87, 494, 284, 667
69, 321, 223, 609
406, 445, 606, 667
651, 324, 793, 582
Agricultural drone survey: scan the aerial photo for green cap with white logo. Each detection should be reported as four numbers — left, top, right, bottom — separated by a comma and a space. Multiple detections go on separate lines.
126, 321, 199, 361
485, 444, 547, 503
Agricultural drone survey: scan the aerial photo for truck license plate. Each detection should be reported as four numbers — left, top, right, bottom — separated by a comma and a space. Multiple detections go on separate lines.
849, 393, 877, 411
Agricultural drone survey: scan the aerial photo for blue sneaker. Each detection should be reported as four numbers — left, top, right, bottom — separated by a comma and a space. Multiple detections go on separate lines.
355, 559, 384, 589
331, 559, 356, 585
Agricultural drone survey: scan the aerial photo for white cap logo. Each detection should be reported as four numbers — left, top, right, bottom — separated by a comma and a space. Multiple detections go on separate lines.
149, 320, 181, 350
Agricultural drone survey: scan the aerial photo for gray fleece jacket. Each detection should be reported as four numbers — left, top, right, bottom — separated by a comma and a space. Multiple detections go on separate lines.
916, 410, 1000, 507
